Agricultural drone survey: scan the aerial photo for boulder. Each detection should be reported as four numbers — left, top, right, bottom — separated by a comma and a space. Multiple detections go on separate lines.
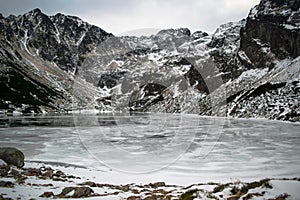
0, 181, 14, 188
58, 187, 94, 198
39, 192, 54, 198
0, 147, 24, 168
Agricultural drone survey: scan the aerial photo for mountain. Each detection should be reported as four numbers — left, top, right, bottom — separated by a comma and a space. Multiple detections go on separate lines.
0, 0, 299, 122
0, 8, 112, 113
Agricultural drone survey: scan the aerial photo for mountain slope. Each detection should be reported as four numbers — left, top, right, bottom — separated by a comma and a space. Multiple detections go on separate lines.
198, 0, 300, 121
0, 1, 299, 121
0, 9, 112, 113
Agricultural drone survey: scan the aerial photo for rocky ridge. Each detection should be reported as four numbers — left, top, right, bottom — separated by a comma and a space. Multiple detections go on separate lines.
0, 0, 299, 121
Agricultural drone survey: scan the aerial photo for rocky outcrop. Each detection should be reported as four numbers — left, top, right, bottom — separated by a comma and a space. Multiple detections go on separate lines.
97, 71, 126, 89
195, 0, 300, 121
129, 83, 167, 112
239, 0, 300, 69
208, 20, 246, 82
0, 147, 24, 168
58, 187, 94, 198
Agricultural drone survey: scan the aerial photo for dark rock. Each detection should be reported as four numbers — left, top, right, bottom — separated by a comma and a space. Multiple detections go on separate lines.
148, 182, 166, 188
0, 181, 14, 188
22, 106, 42, 114
185, 64, 209, 94
58, 186, 94, 198
52, 177, 67, 182
0, 165, 10, 176
52, 170, 64, 177
290, 116, 300, 122
271, 0, 286, 6
0, 194, 13, 200
97, 71, 126, 89
289, 0, 300, 11
39, 192, 54, 198
226, 195, 240, 200
23, 168, 41, 176
239, 0, 300, 69
0, 147, 24, 168
129, 83, 167, 112
126, 48, 151, 56
143, 83, 166, 96
179, 189, 199, 200
79, 181, 97, 187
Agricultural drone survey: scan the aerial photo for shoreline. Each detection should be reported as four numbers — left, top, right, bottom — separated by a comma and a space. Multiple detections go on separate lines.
0, 161, 299, 200
1, 111, 299, 125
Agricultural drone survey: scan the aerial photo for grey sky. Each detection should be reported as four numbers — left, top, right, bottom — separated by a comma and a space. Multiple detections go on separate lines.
0, 0, 260, 36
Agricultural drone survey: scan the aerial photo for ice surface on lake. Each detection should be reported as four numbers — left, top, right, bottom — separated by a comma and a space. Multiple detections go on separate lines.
0, 113, 299, 185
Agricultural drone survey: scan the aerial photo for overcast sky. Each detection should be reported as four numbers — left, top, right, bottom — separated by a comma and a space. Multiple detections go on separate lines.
0, 0, 260, 36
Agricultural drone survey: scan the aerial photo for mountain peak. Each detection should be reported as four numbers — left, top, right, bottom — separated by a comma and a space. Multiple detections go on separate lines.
23, 8, 49, 21
259, 0, 300, 10
156, 28, 191, 37
27, 8, 42, 15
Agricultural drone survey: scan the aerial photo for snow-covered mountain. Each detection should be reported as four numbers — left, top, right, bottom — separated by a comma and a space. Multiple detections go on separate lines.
0, 8, 112, 113
0, 0, 299, 122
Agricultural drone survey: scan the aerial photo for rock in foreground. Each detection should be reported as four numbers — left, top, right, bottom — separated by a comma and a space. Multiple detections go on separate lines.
0, 147, 24, 168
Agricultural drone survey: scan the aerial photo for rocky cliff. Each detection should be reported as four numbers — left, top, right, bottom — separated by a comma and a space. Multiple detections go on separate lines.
225, 0, 300, 121
239, 0, 300, 69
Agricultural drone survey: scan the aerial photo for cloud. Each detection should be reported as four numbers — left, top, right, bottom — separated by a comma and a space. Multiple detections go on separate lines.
79, 0, 260, 35
0, 0, 260, 35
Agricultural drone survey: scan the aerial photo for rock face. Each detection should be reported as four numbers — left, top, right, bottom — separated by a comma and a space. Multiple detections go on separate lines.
219, 0, 300, 121
239, 0, 300, 69
208, 20, 246, 82
0, 147, 24, 168
0, 1, 299, 121
129, 83, 167, 112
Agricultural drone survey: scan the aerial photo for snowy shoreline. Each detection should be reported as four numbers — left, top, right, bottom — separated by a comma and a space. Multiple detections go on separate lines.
0, 161, 299, 200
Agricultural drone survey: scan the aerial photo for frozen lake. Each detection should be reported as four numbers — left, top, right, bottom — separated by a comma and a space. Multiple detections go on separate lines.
0, 113, 299, 185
